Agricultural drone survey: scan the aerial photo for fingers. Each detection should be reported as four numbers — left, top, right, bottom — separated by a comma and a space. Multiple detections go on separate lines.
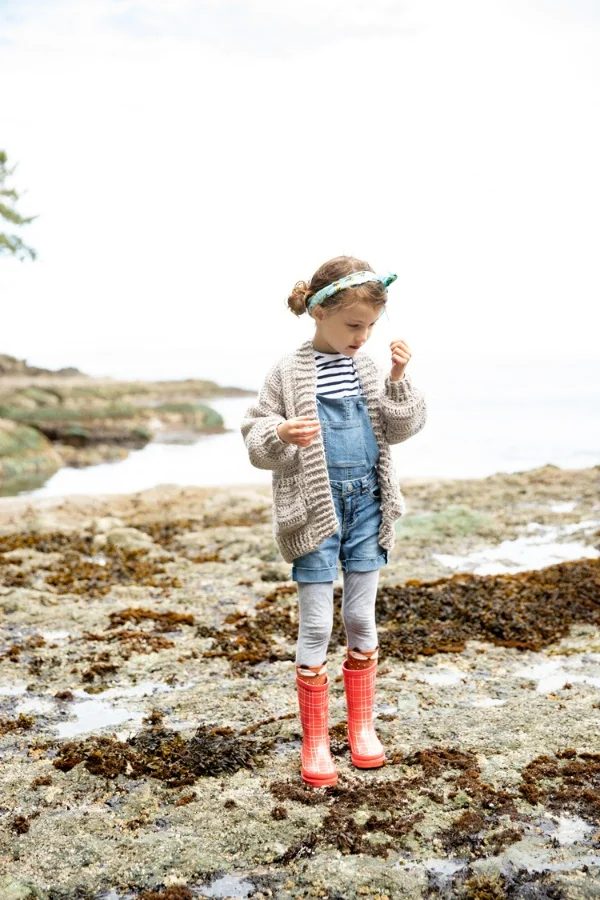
288, 416, 320, 446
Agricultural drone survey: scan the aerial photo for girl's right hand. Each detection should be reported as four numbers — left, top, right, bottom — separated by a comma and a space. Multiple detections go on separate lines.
277, 416, 321, 447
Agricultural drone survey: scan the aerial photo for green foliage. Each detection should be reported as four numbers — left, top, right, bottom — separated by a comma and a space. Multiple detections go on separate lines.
0, 149, 38, 261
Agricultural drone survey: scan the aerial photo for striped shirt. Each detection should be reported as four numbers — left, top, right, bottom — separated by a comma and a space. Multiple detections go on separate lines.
313, 349, 360, 397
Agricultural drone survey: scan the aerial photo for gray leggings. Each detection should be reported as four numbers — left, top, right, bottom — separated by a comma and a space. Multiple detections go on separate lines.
295, 569, 380, 667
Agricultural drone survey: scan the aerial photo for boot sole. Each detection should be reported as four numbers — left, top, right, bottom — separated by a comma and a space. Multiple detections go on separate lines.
350, 751, 386, 768
301, 768, 338, 787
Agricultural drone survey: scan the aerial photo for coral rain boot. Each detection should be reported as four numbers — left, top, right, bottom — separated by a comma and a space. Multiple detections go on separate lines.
295, 665, 338, 787
342, 649, 386, 768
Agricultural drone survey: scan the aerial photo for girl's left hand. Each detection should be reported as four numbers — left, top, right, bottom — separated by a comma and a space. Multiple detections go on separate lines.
390, 339, 411, 381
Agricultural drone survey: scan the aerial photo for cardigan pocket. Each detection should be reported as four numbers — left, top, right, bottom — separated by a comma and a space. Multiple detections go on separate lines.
273, 473, 308, 535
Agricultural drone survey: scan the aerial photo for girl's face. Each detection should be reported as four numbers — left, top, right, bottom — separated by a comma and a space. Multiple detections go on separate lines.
312, 301, 383, 355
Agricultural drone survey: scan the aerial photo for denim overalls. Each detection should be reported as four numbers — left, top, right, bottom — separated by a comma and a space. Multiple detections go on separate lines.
291, 392, 389, 582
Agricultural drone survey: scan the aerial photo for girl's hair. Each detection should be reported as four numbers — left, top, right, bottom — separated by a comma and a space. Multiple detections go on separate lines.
287, 255, 389, 319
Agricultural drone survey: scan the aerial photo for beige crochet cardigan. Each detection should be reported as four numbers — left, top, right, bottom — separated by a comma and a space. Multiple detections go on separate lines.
240, 338, 427, 564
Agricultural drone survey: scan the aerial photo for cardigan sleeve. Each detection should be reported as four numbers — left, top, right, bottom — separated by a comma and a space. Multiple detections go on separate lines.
378, 367, 428, 446
240, 362, 300, 471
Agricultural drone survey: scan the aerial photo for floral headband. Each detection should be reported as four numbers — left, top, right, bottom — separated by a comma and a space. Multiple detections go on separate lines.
306, 270, 397, 315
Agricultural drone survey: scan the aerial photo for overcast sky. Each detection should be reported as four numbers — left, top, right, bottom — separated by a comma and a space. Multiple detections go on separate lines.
1, 0, 599, 385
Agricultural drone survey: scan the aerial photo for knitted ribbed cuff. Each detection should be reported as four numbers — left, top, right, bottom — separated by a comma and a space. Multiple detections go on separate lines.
385, 372, 414, 402
263, 419, 298, 465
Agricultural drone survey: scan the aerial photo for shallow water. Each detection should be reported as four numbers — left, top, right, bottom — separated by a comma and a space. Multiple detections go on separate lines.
194, 874, 257, 898
513, 658, 600, 693
5, 679, 197, 738
432, 518, 600, 575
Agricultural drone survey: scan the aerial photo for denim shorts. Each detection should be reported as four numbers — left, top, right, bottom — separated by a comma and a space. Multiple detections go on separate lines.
291, 465, 388, 582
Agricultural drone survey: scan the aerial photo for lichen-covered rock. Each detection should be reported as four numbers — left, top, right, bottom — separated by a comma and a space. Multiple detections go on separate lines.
0, 418, 62, 485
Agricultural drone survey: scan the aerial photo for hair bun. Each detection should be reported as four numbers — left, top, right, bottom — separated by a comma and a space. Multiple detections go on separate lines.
287, 280, 312, 317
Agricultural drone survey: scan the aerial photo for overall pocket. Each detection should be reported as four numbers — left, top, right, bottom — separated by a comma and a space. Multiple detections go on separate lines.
323, 421, 367, 467
273, 473, 308, 535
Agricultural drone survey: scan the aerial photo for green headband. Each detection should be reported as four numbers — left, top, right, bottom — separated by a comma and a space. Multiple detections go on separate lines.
306, 270, 397, 315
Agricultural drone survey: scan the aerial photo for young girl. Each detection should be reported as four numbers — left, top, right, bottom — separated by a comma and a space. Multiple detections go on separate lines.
241, 255, 427, 788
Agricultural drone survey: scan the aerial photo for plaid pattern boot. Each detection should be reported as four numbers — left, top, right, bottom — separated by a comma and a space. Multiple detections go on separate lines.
342, 648, 386, 768
295, 664, 338, 787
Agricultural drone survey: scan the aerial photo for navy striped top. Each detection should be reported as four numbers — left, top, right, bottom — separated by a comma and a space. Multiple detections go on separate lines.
313, 349, 360, 397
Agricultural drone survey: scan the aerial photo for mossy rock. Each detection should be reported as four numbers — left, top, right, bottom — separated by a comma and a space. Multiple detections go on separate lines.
196, 404, 224, 427
154, 402, 200, 414
0, 404, 136, 422
396, 504, 493, 538
0, 418, 62, 484
20, 386, 62, 407
154, 402, 223, 427
62, 424, 92, 440
132, 426, 151, 441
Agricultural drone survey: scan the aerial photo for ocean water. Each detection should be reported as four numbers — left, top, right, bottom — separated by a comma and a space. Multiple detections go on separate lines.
14, 354, 600, 498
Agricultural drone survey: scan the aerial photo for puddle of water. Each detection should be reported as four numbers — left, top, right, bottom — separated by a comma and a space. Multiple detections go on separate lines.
513, 660, 600, 693
56, 700, 145, 739
549, 502, 577, 513
41, 630, 70, 641
471, 697, 506, 707
57, 679, 197, 739
70, 680, 195, 702
554, 814, 596, 845
194, 874, 256, 898
416, 668, 465, 686
425, 857, 467, 876
502, 843, 600, 873
0, 681, 28, 696
15, 697, 55, 715
432, 519, 600, 575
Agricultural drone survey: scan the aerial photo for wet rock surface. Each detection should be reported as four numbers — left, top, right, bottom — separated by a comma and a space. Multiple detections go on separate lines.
0, 463, 599, 899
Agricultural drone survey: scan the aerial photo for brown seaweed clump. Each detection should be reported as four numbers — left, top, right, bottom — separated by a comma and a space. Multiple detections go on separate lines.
52, 721, 275, 787
0, 712, 35, 735
270, 743, 525, 863
138, 887, 194, 900
201, 559, 600, 676
375, 558, 600, 660
10, 814, 31, 834
81, 629, 176, 657
427, 867, 567, 899
0, 531, 181, 597
76, 607, 197, 669
107, 606, 195, 631
202, 584, 298, 675
519, 748, 600, 823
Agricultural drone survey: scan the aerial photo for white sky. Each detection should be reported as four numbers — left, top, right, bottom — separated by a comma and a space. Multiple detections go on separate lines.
1, 0, 599, 385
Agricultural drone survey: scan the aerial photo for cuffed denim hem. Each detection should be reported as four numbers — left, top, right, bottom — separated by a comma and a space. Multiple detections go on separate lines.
291, 564, 339, 583
341, 549, 388, 573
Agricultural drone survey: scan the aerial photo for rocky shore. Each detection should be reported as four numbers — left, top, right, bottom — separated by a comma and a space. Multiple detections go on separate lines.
0, 354, 254, 491
0, 462, 599, 899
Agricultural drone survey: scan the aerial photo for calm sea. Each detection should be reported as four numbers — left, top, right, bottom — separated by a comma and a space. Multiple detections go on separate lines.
12, 353, 600, 498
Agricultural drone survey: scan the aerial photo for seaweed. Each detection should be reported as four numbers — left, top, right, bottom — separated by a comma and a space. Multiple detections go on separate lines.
519, 748, 600, 823
270, 742, 524, 862
200, 559, 600, 674
51, 720, 275, 787
0, 531, 181, 597
0, 712, 35, 735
